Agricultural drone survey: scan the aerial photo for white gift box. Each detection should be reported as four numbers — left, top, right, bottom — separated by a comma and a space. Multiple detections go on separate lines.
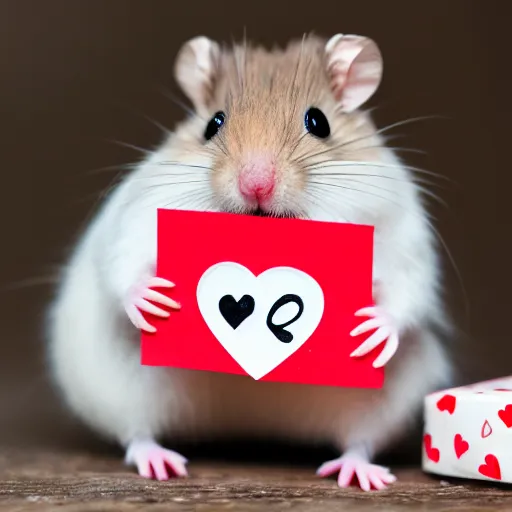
422, 376, 512, 484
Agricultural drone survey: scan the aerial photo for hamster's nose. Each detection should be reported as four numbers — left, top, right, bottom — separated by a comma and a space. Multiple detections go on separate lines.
238, 158, 276, 204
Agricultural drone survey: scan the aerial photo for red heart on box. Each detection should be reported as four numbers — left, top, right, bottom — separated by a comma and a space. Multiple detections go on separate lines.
478, 454, 501, 480
454, 434, 469, 459
436, 394, 456, 414
498, 404, 512, 428
423, 434, 440, 463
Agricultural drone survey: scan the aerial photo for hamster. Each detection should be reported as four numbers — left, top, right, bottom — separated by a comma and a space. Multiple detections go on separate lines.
47, 32, 453, 491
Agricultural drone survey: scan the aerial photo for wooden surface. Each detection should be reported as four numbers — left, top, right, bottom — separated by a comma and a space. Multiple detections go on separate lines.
1, 447, 512, 511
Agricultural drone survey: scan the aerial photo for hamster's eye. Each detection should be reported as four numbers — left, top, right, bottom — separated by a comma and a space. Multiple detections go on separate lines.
204, 111, 226, 141
304, 107, 330, 139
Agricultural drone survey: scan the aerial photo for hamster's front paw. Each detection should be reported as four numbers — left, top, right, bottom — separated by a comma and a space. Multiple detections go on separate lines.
349, 306, 399, 368
317, 452, 396, 491
125, 438, 188, 480
123, 275, 180, 333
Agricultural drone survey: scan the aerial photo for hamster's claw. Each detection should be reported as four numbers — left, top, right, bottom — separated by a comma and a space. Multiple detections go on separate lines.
349, 306, 399, 368
125, 438, 188, 481
317, 453, 396, 491
124, 276, 180, 333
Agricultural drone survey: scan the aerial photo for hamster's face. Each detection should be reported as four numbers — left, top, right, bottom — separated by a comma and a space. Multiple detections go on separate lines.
166, 34, 389, 222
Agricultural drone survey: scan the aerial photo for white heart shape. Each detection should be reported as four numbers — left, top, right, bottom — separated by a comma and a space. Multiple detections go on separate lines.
196, 262, 325, 380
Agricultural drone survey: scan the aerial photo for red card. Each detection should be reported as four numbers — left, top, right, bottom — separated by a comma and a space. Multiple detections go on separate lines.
141, 209, 383, 388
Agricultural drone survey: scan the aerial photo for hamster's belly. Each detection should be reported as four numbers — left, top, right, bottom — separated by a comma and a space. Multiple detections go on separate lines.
167, 367, 377, 444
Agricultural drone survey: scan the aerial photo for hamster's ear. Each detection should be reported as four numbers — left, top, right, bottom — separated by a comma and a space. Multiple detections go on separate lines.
325, 34, 383, 113
174, 36, 220, 116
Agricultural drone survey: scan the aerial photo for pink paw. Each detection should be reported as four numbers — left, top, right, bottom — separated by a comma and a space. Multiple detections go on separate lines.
349, 306, 399, 368
125, 439, 188, 481
317, 454, 396, 491
124, 275, 180, 333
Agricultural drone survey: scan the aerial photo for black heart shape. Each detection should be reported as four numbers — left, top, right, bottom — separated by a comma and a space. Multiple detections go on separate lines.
219, 294, 255, 329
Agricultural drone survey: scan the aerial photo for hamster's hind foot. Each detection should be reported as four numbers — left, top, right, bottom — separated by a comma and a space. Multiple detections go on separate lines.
123, 274, 180, 333
317, 451, 396, 491
125, 438, 188, 480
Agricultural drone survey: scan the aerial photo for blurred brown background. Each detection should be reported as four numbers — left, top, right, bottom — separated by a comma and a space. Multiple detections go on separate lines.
0, 0, 509, 459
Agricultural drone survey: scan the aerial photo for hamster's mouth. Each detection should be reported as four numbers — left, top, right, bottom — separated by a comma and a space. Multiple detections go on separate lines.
250, 208, 296, 219
221, 207, 297, 219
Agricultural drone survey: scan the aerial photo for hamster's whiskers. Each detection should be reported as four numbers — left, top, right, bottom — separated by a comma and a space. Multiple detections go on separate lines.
293, 115, 447, 165
308, 160, 450, 185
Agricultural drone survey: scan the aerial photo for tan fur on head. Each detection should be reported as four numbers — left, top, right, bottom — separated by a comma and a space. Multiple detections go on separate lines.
172, 33, 385, 218
207, 36, 332, 215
